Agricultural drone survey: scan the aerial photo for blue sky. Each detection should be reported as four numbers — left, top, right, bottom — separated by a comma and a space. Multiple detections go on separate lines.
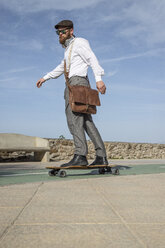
0, 0, 165, 143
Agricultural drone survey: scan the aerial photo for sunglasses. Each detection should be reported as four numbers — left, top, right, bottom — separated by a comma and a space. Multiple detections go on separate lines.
56, 29, 69, 35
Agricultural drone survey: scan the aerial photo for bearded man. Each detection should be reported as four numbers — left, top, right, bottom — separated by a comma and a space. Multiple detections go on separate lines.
36, 20, 108, 167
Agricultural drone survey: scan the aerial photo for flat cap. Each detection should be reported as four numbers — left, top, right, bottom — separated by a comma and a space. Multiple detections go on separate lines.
54, 20, 73, 29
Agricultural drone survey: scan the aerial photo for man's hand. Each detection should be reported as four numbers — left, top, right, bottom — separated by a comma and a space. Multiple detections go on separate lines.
96, 81, 106, 94
36, 78, 46, 88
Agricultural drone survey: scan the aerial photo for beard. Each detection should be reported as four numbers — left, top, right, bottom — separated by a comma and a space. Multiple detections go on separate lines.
59, 32, 72, 45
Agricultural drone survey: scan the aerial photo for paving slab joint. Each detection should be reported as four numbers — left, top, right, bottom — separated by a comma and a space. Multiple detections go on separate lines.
0, 182, 44, 241
88, 180, 147, 248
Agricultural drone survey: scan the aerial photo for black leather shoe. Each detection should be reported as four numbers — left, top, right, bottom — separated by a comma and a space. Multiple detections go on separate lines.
89, 156, 108, 166
60, 154, 88, 167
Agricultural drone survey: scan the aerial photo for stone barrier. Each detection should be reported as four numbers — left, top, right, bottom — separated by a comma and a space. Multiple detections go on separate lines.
48, 139, 165, 161
0, 137, 165, 162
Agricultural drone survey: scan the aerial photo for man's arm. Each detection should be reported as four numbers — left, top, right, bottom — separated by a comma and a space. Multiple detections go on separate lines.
36, 60, 64, 88
77, 39, 106, 94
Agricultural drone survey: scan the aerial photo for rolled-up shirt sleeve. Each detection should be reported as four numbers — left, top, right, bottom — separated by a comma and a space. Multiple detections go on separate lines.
43, 59, 64, 81
77, 39, 104, 82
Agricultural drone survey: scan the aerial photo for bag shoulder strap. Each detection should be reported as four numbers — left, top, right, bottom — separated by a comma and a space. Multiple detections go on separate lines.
64, 39, 75, 89
64, 60, 70, 87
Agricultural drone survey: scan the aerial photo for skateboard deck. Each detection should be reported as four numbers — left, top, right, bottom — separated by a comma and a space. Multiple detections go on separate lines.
46, 164, 120, 177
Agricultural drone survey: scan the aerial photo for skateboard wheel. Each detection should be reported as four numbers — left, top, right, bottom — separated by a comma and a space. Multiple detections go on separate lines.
48, 169, 57, 176
106, 167, 112, 173
113, 169, 120, 175
99, 168, 105, 174
59, 170, 67, 178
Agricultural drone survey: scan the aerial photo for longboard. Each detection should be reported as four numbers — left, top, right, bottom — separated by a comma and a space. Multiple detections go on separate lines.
46, 164, 120, 178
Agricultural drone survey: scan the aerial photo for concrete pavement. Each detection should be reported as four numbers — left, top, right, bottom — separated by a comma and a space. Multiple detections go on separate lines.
0, 159, 165, 247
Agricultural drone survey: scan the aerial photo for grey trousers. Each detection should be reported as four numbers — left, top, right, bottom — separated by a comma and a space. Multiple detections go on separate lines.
64, 76, 106, 157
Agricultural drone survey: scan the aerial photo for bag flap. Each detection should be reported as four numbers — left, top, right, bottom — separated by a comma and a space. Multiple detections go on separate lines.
87, 88, 101, 106
70, 86, 88, 104
70, 86, 101, 106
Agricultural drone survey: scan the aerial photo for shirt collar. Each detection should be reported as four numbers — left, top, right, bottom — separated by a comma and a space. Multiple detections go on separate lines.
62, 36, 75, 48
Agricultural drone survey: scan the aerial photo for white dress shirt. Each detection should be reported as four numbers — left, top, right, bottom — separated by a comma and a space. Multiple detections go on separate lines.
43, 37, 104, 82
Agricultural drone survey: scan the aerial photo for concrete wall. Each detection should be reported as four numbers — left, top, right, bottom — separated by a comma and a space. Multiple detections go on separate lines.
0, 133, 50, 162
1, 138, 165, 162
0, 133, 49, 148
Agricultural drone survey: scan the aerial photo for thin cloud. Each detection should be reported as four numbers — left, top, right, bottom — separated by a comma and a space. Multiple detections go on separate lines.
0, 67, 36, 75
106, 70, 118, 77
111, 83, 165, 95
0, 77, 34, 90
0, 0, 104, 13
101, 48, 165, 63
0, 77, 19, 82
0, 38, 44, 51
99, 0, 165, 46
